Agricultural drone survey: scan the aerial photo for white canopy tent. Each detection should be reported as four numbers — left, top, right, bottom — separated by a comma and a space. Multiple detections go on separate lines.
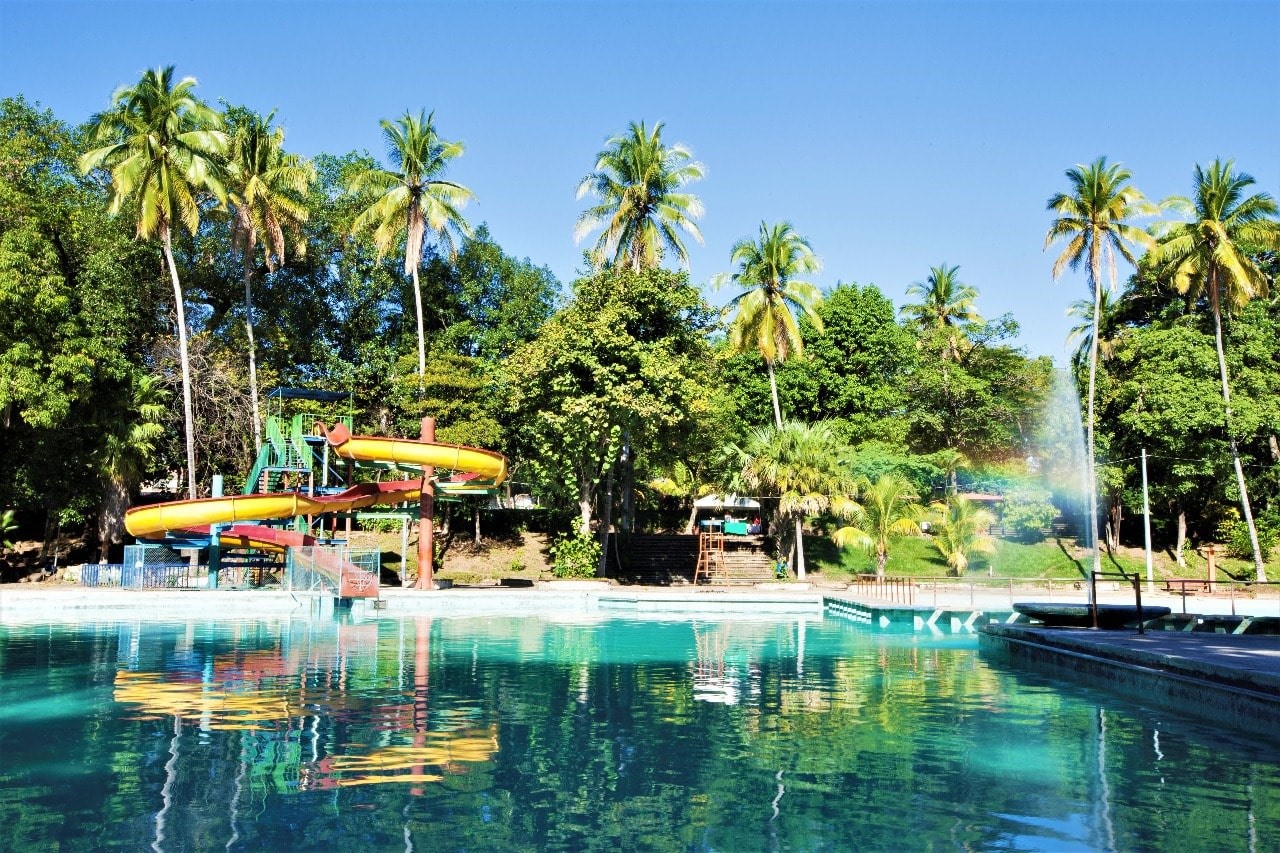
692, 494, 761, 511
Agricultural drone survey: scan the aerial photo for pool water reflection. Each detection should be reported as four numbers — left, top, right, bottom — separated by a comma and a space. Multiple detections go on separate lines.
1, 615, 1275, 851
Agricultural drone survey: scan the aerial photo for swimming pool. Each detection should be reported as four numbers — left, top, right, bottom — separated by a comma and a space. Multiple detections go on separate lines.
1, 613, 1275, 850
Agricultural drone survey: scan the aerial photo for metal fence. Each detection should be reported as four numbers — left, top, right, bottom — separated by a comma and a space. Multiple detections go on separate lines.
79, 563, 123, 587
285, 546, 380, 596
121, 543, 205, 590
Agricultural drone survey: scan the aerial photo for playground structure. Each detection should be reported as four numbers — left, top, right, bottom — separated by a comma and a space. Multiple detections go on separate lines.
124, 389, 508, 598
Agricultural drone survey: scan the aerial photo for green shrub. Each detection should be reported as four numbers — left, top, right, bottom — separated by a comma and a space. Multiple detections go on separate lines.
1000, 487, 1057, 542
361, 516, 406, 534
549, 533, 600, 579
1220, 509, 1279, 563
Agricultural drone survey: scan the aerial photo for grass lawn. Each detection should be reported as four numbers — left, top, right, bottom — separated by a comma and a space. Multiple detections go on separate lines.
806, 532, 1280, 584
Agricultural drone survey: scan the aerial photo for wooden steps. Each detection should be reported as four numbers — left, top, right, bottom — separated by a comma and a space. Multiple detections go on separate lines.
616, 534, 776, 585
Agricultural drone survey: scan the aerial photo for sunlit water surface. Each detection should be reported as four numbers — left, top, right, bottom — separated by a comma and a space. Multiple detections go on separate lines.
1, 615, 1276, 851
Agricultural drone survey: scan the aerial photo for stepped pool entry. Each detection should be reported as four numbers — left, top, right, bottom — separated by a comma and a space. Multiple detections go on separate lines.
2, 613, 1276, 850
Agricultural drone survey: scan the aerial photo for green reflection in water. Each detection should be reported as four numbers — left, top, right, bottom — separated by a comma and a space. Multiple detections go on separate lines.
0, 616, 1275, 851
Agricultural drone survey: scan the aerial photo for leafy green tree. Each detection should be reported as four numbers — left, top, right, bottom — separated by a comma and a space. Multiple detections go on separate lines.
902, 263, 982, 360
97, 373, 167, 560
1149, 159, 1280, 580
834, 474, 925, 580
223, 106, 314, 449
906, 316, 1053, 459
1044, 156, 1153, 575
776, 282, 917, 445
929, 495, 996, 576
442, 225, 560, 362
726, 420, 857, 580
348, 111, 474, 379
79, 66, 228, 499
574, 120, 705, 271
505, 268, 718, 535
718, 221, 824, 428
2, 97, 166, 538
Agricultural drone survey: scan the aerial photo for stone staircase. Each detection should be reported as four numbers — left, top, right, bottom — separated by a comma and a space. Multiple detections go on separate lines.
615, 534, 776, 585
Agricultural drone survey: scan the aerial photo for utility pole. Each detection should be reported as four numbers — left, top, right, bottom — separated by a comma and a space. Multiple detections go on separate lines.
416, 417, 436, 590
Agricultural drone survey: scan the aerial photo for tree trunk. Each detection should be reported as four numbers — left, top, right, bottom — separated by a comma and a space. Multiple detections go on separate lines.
1175, 507, 1187, 568
1084, 259, 1102, 580
473, 503, 481, 546
1107, 497, 1121, 552
98, 477, 129, 562
163, 229, 199, 499
411, 264, 427, 379
876, 546, 888, 580
685, 501, 699, 535
767, 359, 783, 429
1209, 269, 1267, 581
794, 516, 806, 580
242, 241, 262, 451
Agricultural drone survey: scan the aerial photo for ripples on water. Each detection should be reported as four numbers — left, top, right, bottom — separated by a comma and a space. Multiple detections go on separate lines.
0, 615, 1275, 851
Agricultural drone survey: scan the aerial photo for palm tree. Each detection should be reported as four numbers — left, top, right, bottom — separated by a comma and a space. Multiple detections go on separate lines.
718, 222, 824, 428
834, 474, 924, 580
1149, 160, 1280, 581
726, 420, 856, 580
80, 66, 228, 499
1065, 288, 1124, 374
928, 448, 970, 496
929, 496, 996, 576
902, 263, 983, 359
1044, 156, 1153, 578
574, 120, 705, 271
224, 108, 314, 450
348, 110, 474, 378
97, 374, 168, 561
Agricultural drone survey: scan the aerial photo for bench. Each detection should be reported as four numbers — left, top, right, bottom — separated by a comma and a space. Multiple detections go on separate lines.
1163, 579, 1213, 595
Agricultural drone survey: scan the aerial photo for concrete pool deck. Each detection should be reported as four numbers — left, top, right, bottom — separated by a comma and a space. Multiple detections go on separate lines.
3, 580, 1278, 622
980, 624, 1280, 736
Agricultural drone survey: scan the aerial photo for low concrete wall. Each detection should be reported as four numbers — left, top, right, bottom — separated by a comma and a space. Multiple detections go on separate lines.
979, 625, 1280, 738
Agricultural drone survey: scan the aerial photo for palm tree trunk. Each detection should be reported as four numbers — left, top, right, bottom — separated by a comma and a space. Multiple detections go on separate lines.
767, 359, 783, 429
876, 546, 888, 580
163, 229, 198, 499
1209, 271, 1267, 581
242, 243, 262, 451
411, 264, 427, 379
794, 516, 806, 580
1085, 265, 1102, 581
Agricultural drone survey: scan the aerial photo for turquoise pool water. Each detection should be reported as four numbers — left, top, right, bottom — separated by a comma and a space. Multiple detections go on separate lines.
1, 614, 1276, 851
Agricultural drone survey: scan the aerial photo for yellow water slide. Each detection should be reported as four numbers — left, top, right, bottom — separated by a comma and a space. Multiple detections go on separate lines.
124, 424, 508, 540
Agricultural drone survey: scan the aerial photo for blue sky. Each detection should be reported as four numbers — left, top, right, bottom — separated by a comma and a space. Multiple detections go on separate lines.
2, 1, 1277, 361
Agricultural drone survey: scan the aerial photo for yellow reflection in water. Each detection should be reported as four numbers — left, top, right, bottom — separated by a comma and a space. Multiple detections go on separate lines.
113, 671, 292, 730
328, 727, 498, 787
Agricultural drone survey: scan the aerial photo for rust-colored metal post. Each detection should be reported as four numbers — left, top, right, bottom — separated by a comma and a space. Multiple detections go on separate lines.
416, 417, 436, 590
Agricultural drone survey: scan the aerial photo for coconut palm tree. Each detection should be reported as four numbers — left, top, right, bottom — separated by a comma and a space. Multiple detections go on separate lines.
574, 120, 705, 271
1065, 288, 1125, 374
726, 420, 856, 580
348, 110, 474, 379
1149, 159, 1280, 581
97, 374, 168, 561
929, 495, 997, 576
1044, 157, 1154, 578
902, 263, 983, 360
80, 66, 228, 499
718, 222, 824, 428
224, 108, 314, 449
834, 474, 924, 580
